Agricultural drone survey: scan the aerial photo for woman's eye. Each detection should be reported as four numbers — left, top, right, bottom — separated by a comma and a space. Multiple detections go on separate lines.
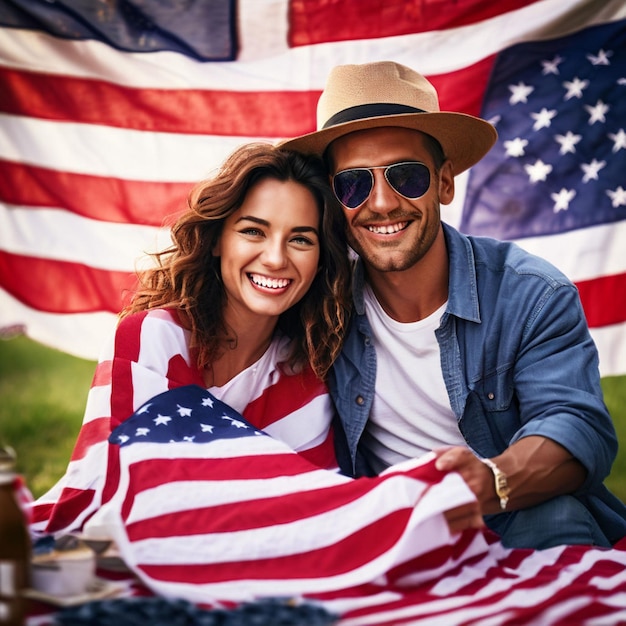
240, 227, 264, 237
291, 235, 315, 246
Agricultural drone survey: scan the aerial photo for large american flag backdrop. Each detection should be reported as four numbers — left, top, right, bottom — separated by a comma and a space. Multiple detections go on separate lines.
1, 0, 625, 377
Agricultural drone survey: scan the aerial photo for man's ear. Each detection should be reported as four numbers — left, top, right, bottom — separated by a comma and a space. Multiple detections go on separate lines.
438, 159, 455, 206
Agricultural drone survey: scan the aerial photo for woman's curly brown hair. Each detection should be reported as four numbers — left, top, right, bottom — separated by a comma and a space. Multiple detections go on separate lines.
122, 142, 352, 380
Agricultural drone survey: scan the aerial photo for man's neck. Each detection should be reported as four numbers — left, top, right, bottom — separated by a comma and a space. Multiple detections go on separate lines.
365, 234, 449, 323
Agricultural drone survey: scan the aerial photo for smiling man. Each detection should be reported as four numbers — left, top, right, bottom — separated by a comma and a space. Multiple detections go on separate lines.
281, 61, 626, 549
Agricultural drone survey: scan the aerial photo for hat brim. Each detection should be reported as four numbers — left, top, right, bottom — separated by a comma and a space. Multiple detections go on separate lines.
279, 111, 497, 176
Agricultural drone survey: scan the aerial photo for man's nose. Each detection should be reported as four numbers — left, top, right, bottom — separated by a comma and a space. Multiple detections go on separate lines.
366, 169, 400, 213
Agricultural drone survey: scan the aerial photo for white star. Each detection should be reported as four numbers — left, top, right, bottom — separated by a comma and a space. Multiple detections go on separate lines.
606, 186, 626, 208
587, 49, 612, 66
509, 82, 534, 105
183, 436, 195, 442
584, 100, 609, 124
201, 397, 214, 408
619, 78, 626, 86
550, 188, 576, 213
200, 423, 214, 433
504, 137, 528, 157
177, 404, 193, 417
541, 55, 563, 75
117, 434, 130, 444
562, 77, 589, 100
555, 131, 582, 155
135, 427, 150, 437
136, 403, 152, 415
531, 108, 557, 131
153, 414, 171, 426
222, 415, 249, 429
524, 159, 553, 183
608, 128, 626, 153
580, 159, 606, 183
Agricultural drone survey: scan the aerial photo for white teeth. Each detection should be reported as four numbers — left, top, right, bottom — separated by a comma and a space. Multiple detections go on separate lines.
249, 274, 291, 289
367, 222, 408, 234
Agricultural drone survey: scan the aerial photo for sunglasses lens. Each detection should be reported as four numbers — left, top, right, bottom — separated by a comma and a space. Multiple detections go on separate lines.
333, 169, 373, 209
386, 162, 430, 199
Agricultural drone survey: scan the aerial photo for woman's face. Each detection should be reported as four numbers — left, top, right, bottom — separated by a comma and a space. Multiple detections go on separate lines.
214, 177, 321, 324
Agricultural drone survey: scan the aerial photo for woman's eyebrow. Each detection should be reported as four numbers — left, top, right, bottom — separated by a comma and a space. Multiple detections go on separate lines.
235, 215, 269, 226
236, 216, 319, 236
292, 225, 319, 235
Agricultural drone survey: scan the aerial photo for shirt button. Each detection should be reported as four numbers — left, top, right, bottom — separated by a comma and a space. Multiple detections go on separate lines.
487, 392, 495, 400
355, 395, 365, 406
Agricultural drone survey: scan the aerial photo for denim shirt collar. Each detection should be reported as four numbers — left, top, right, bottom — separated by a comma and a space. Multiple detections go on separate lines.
352, 222, 481, 323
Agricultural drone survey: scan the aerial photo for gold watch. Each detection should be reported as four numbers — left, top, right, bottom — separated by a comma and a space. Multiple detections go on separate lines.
480, 457, 510, 511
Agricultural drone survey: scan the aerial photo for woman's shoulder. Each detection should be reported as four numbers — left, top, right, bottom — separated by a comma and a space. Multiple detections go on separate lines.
114, 308, 190, 349
117, 308, 183, 331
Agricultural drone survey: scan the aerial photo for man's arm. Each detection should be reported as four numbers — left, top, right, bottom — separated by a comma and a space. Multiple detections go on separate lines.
435, 436, 587, 516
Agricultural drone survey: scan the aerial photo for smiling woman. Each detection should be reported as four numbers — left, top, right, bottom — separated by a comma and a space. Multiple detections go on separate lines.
29, 142, 352, 537
212, 177, 322, 359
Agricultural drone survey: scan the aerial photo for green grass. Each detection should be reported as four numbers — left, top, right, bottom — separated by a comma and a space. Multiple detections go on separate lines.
0, 335, 95, 497
1, 334, 625, 503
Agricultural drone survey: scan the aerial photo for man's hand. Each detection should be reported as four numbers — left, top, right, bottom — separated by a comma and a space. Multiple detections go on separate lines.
435, 446, 503, 515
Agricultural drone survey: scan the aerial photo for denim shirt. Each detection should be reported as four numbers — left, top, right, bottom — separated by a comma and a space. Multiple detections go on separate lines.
329, 222, 626, 541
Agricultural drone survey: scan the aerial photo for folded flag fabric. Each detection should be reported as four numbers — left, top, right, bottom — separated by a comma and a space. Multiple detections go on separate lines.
79, 385, 626, 626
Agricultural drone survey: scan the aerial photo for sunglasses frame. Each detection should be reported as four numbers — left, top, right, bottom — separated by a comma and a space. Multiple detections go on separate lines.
332, 161, 431, 210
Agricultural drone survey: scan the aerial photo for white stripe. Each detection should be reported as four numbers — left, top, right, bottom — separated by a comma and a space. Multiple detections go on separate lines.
590, 322, 626, 377
0, 204, 169, 270
0, 287, 115, 360
511, 221, 626, 283
263, 394, 333, 451
1, 0, 623, 89
0, 114, 254, 181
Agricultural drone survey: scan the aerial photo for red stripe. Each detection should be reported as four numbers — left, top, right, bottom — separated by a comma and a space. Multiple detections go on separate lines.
0, 159, 189, 226
109, 311, 148, 428
101, 312, 151, 505
0, 67, 319, 137
429, 56, 496, 118
0, 251, 136, 313
137, 508, 415, 583
126, 453, 317, 491
125, 473, 374, 541
288, 0, 543, 46
0, 61, 495, 140
70, 417, 111, 461
243, 366, 327, 429
43, 487, 95, 533
92, 360, 113, 387
576, 273, 626, 328
297, 428, 338, 470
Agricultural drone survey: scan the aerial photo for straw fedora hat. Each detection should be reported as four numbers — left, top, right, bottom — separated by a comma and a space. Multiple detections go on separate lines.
280, 61, 497, 175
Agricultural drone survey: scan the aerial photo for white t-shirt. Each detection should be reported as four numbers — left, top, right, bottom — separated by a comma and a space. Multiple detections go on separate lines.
361, 284, 466, 472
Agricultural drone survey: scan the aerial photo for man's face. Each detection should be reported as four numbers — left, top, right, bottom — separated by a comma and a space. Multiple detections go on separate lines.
328, 127, 453, 274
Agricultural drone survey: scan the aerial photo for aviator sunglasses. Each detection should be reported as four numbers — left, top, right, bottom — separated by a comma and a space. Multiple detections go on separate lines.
332, 161, 431, 210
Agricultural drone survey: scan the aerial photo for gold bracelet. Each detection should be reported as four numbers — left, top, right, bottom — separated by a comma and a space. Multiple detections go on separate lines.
480, 457, 510, 511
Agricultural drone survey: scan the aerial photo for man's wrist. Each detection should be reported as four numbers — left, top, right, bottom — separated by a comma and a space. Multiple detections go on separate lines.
480, 457, 510, 511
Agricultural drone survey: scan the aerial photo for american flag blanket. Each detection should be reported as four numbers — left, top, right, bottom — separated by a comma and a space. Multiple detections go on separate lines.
78, 385, 626, 626
30, 309, 337, 536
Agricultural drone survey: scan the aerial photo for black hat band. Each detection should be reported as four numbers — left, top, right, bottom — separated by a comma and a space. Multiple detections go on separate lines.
322, 103, 426, 129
